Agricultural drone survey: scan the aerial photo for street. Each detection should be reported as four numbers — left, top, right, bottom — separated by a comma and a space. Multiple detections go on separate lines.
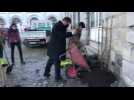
0, 12, 131, 87
4, 44, 88, 87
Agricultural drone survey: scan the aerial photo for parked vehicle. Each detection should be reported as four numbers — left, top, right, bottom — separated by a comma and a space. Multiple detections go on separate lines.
22, 30, 47, 47
22, 20, 52, 47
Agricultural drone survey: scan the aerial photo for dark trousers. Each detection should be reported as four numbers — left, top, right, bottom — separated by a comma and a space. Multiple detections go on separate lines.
44, 55, 61, 79
10, 42, 24, 64
0, 46, 3, 58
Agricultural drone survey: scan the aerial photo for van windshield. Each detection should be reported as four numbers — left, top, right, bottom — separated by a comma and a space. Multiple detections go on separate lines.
31, 22, 52, 31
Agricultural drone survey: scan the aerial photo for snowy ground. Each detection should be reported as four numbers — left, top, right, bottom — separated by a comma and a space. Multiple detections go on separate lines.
0, 43, 128, 87
1, 44, 88, 87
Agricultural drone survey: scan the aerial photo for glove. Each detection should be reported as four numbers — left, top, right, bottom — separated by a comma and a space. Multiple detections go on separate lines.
72, 29, 77, 35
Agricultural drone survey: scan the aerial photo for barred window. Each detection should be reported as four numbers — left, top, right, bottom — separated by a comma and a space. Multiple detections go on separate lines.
99, 12, 102, 27
0, 18, 5, 25
90, 12, 95, 27
90, 12, 103, 42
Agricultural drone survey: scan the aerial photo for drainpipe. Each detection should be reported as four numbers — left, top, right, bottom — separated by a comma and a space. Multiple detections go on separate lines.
78, 12, 80, 23
87, 12, 90, 45
73, 12, 76, 26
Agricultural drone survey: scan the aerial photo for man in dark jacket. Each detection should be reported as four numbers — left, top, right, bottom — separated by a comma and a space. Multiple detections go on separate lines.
44, 17, 73, 81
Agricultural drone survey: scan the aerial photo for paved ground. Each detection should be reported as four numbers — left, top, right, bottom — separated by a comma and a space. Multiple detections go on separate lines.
0, 43, 127, 87
1, 44, 88, 87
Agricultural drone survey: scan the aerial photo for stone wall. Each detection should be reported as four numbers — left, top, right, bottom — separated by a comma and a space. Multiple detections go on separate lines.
102, 12, 126, 76
102, 12, 134, 86
64, 12, 134, 86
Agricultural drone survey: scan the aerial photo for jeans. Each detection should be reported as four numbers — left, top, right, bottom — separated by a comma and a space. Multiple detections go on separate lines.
0, 46, 3, 58
44, 55, 61, 80
10, 42, 24, 64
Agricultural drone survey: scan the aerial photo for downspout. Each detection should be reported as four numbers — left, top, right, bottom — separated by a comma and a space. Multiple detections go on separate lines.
86, 12, 90, 45
78, 12, 80, 23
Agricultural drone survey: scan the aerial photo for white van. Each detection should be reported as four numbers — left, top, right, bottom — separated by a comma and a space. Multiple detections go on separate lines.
22, 20, 52, 47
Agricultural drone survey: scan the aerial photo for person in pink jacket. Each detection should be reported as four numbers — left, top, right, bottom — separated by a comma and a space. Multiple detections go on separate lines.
7, 23, 25, 66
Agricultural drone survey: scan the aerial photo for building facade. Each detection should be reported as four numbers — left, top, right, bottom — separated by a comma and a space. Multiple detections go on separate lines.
65, 12, 134, 86
102, 12, 134, 86
0, 12, 65, 28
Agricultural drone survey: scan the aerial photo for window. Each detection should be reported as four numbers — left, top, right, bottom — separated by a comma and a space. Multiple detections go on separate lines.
12, 17, 21, 24
90, 12, 95, 28
90, 12, 102, 28
0, 18, 5, 25
99, 12, 102, 27
48, 16, 57, 26
30, 17, 38, 24
90, 12, 103, 42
